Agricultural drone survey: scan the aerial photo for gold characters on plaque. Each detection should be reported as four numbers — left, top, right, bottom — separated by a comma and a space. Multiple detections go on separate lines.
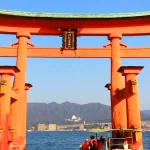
62, 29, 77, 50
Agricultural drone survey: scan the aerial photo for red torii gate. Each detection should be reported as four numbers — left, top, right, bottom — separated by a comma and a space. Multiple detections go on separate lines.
0, 9, 149, 149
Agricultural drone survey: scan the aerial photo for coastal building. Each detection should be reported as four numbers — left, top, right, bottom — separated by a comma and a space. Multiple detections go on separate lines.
56, 126, 60, 131
79, 125, 84, 130
66, 115, 82, 122
37, 124, 46, 131
48, 124, 57, 131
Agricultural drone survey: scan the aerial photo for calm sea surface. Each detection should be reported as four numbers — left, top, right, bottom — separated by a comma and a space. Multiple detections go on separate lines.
27, 131, 150, 150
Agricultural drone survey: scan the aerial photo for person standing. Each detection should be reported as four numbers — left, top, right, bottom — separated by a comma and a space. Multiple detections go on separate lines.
97, 136, 105, 150
82, 139, 89, 150
89, 136, 97, 150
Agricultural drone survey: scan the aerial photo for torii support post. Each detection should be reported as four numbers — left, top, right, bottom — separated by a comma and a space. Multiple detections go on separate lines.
12, 31, 31, 149
23, 83, 32, 148
104, 83, 112, 128
108, 32, 127, 133
0, 66, 19, 150
118, 66, 144, 150
104, 84, 111, 107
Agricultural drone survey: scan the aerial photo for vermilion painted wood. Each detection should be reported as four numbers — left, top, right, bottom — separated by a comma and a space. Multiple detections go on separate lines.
0, 46, 150, 58
118, 66, 144, 149
0, 16, 150, 35
0, 10, 146, 150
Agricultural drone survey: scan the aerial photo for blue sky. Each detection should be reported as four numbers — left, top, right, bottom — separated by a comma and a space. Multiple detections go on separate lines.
1, 0, 150, 110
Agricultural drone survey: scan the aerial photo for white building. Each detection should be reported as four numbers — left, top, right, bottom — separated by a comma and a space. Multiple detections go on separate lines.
66, 115, 82, 122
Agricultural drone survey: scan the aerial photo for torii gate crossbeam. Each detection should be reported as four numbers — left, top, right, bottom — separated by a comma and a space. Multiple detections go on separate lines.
0, 46, 150, 58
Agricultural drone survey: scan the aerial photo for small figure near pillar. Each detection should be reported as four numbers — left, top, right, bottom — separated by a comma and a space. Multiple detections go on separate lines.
118, 66, 144, 150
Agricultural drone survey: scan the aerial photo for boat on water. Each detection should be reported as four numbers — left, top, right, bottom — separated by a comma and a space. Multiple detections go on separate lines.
79, 128, 143, 150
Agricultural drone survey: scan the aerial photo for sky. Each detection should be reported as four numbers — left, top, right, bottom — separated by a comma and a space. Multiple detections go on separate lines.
0, 0, 150, 110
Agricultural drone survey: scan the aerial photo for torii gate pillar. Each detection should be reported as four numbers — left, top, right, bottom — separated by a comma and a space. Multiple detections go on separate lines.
0, 66, 20, 150
108, 32, 127, 131
118, 66, 143, 149
23, 83, 32, 148
12, 31, 31, 149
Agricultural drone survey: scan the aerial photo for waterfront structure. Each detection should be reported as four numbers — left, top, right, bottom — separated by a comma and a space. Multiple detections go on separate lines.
37, 124, 46, 131
79, 125, 84, 130
48, 124, 57, 131
66, 115, 82, 122
0, 9, 149, 149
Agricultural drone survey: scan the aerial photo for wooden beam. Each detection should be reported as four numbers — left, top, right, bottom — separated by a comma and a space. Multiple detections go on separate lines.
1, 26, 150, 36
1, 16, 150, 36
79, 26, 150, 36
0, 46, 150, 58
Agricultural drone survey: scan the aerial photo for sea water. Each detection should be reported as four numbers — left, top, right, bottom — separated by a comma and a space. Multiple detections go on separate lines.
27, 131, 150, 150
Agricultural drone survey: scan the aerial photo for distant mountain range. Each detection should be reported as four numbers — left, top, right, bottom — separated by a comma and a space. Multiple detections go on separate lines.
27, 102, 150, 124
141, 110, 150, 120
141, 110, 150, 118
